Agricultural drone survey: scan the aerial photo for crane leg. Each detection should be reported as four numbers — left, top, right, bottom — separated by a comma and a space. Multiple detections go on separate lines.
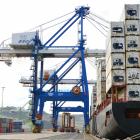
52, 101, 58, 132
84, 99, 90, 134
32, 98, 44, 133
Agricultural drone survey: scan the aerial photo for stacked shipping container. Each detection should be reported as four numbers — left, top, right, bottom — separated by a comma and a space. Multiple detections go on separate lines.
105, 4, 140, 101
125, 4, 140, 101
12, 121, 23, 132
0, 118, 23, 133
96, 59, 106, 105
106, 22, 126, 97
0, 118, 13, 133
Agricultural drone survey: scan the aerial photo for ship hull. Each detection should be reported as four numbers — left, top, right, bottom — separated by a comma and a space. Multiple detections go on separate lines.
93, 101, 140, 139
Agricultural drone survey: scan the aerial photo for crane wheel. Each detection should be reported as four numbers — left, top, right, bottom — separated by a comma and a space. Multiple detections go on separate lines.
53, 128, 57, 132
72, 86, 81, 95
32, 126, 41, 133
85, 125, 90, 134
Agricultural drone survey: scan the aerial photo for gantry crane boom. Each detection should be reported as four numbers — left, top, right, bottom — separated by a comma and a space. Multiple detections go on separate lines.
0, 48, 105, 58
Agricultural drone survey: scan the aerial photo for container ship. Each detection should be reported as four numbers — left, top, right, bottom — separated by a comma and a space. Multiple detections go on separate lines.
90, 4, 140, 139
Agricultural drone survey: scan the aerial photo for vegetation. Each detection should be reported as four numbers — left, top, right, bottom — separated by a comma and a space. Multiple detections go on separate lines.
0, 106, 84, 131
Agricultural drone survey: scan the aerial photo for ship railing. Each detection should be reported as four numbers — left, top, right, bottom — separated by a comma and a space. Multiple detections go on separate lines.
96, 98, 111, 114
112, 98, 126, 103
96, 98, 126, 114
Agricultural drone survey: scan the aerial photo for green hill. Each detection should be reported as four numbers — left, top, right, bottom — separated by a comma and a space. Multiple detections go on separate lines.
0, 106, 84, 131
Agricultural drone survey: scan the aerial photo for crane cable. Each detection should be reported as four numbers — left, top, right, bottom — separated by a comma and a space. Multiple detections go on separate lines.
41, 18, 69, 32
86, 58, 96, 68
87, 15, 109, 32
0, 12, 74, 47
90, 12, 110, 24
86, 17, 108, 37
28, 11, 74, 32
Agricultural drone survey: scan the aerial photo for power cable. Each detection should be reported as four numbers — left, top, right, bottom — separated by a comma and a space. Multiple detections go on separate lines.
86, 17, 107, 37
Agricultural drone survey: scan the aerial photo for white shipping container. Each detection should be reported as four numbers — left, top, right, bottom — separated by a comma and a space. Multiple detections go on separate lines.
97, 59, 106, 71
96, 90, 102, 105
125, 4, 140, 20
97, 83, 106, 104
111, 22, 124, 37
106, 37, 125, 61
101, 71, 106, 81
126, 36, 140, 51
106, 53, 125, 76
97, 81, 106, 92
117, 88, 126, 99
12, 32, 36, 46
101, 91, 106, 101
100, 60, 106, 70
126, 68, 140, 84
126, 52, 140, 67
126, 85, 140, 101
106, 70, 125, 93
96, 91, 106, 104
125, 20, 140, 35
97, 70, 106, 82
101, 81, 106, 92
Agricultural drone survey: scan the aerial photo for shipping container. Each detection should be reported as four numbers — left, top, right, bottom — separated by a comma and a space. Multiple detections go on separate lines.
0, 118, 9, 123
96, 81, 104, 105
106, 53, 125, 76
106, 37, 125, 61
12, 129, 23, 132
97, 59, 106, 71
126, 68, 140, 84
125, 20, 140, 35
97, 81, 106, 93
101, 91, 106, 101
126, 52, 140, 67
106, 70, 125, 93
111, 22, 124, 37
125, 4, 140, 20
97, 71, 106, 82
1, 127, 7, 133
96, 92, 102, 105
126, 35, 140, 51
0, 118, 13, 133
126, 84, 140, 101
1, 123, 8, 128
96, 91, 106, 105
11, 32, 36, 49
117, 87, 126, 99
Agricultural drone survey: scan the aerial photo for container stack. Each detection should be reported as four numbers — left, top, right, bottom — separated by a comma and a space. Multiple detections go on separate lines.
106, 22, 126, 99
90, 84, 97, 116
125, 4, 140, 101
12, 121, 23, 132
96, 59, 106, 105
0, 118, 13, 133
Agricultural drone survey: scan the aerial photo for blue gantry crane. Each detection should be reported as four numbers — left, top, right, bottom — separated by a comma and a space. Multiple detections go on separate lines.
29, 6, 91, 133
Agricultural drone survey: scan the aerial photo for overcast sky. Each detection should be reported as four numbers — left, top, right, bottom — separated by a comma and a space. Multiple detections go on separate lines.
0, 0, 139, 113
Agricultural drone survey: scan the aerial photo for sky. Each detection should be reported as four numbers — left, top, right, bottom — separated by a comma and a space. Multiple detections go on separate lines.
0, 0, 139, 113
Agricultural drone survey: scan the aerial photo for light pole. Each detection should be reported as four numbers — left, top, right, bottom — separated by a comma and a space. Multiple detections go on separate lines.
1, 87, 5, 112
